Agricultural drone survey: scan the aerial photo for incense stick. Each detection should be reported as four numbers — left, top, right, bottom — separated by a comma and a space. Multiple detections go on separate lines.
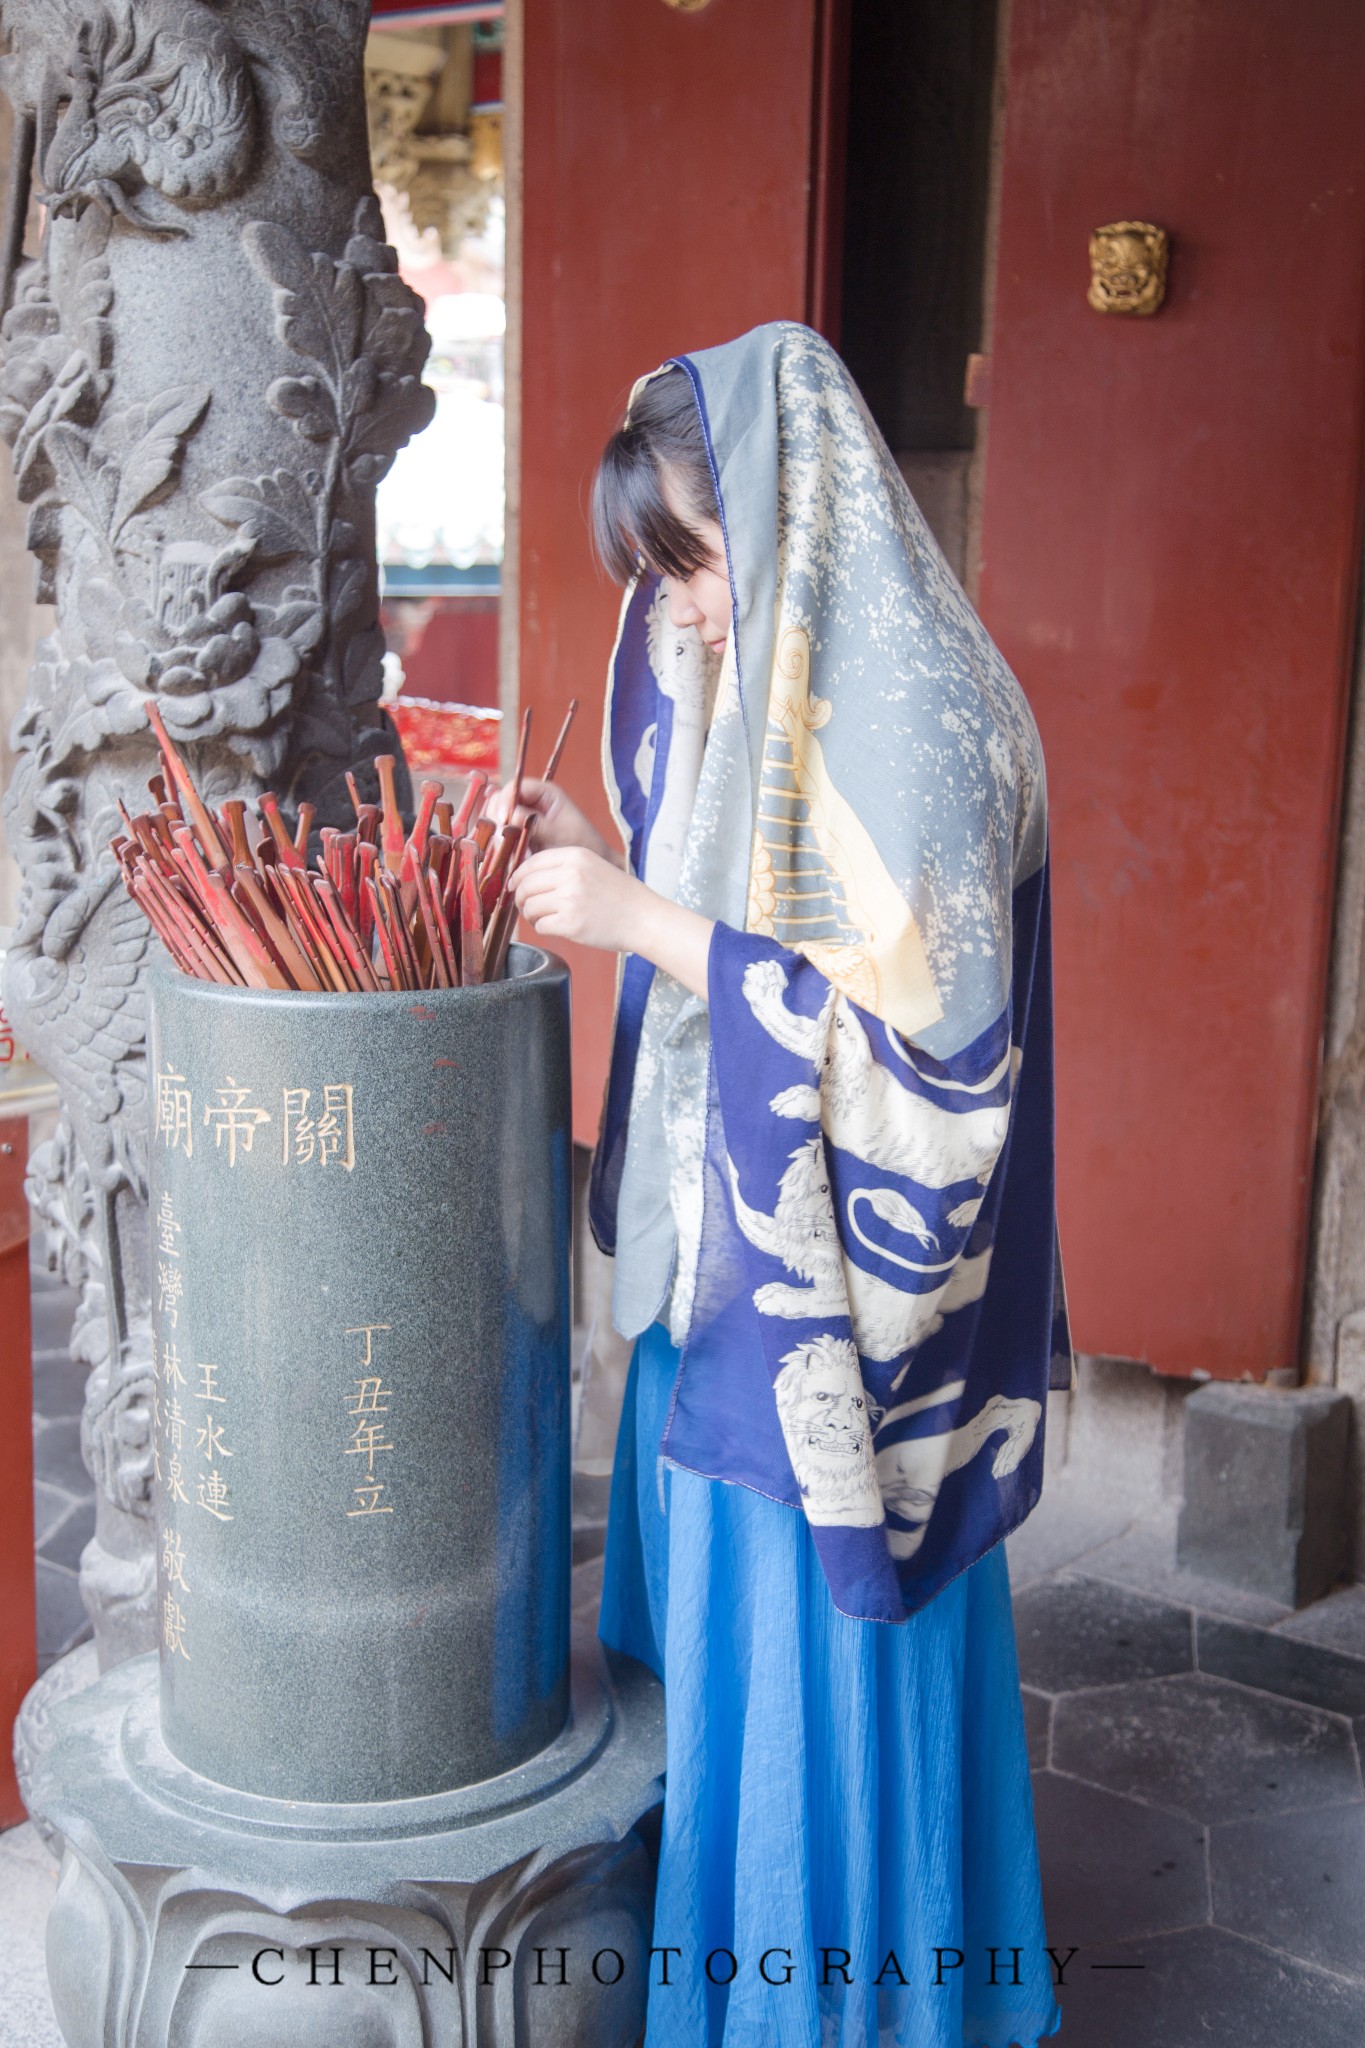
120, 701, 580, 993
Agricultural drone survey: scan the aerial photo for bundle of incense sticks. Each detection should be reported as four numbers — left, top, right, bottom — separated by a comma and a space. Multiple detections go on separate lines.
115, 697, 577, 993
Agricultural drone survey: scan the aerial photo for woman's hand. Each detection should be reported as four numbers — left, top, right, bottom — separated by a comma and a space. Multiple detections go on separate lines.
511, 847, 644, 951
490, 776, 620, 865
511, 847, 714, 1000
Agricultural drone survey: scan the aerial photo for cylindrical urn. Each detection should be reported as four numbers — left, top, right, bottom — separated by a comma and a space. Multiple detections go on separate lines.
146, 947, 572, 1803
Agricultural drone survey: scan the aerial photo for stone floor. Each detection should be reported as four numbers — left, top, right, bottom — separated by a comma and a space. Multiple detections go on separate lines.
10, 1309, 1365, 2046
1009, 1473, 1365, 2045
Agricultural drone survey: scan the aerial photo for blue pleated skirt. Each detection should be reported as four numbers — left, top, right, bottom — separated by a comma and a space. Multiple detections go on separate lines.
598, 1323, 1062, 2048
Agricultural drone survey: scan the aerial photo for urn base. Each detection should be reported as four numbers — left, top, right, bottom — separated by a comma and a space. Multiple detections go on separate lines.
27, 1632, 664, 2047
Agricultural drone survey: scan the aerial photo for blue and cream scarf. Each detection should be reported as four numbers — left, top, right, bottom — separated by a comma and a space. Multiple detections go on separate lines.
591, 323, 1070, 1623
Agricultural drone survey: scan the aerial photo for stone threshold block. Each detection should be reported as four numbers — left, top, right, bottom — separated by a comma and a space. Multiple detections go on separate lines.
27, 1636, 663, 2048
1177, 1383, 1352, 1608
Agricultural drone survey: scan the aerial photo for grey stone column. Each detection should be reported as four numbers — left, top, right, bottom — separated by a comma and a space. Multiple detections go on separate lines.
1305, 550, 1365, 1573
0, 0, 433, 1671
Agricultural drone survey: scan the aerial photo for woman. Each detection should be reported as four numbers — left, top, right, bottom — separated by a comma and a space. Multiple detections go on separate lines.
508, 323, 1067, 2048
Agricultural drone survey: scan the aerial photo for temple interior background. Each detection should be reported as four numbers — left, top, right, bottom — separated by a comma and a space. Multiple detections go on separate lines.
6, 3, 1365, 2043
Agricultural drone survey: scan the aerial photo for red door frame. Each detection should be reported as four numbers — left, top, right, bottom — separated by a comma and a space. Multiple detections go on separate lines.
518, 0, 844, 1141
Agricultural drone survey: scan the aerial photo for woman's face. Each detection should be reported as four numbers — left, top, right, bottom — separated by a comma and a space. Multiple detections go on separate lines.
659, 468, 731, 654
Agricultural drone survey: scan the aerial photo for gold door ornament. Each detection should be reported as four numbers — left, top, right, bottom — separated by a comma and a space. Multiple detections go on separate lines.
663, 0, 716, 10
1088, 221, 1169, 316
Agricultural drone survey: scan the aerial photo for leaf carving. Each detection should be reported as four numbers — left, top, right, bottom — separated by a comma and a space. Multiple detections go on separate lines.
104, 385, 211, 538
11, 371, 102, 503
44, 421, 118, 542
202, 469, 317, 562
344, 376, 436, 483
343, 199, 395, 277
340, 356, 377, 418
67, 203, 115, 374
341, 621, 384, 706
264, 597, 325, 652
242, 221, 363, 378
328, 556, 370, 625
266, 374, 336, 442
364, 303, 428, 376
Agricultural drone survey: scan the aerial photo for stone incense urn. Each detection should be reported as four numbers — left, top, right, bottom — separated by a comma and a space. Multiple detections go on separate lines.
148, 948, 573, 1801
26, 948, 665, 2048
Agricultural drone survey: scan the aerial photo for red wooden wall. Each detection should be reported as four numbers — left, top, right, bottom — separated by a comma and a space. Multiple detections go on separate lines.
977, 1, 1365, 1377
519, 0, 828, 1140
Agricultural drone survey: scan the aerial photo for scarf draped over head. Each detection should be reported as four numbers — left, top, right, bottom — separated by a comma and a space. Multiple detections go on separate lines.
590, 323, 1070, 1623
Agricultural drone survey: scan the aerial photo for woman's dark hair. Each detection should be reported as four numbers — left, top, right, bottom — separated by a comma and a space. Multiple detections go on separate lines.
592, 366, 721, 584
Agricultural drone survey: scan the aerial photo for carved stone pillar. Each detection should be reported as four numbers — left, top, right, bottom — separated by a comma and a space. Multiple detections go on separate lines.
0, 0, 432, 1669
1305, 580, 1365, 1573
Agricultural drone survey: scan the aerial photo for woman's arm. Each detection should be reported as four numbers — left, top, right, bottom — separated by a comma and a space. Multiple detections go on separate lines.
510, 846, 714, 1001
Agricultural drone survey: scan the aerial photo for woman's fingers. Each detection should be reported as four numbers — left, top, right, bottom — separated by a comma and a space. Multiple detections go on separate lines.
522, 906, 571, 938
513, 844, 578, 884
512, 846, 609, 944
516, 881, 582, 929
510, 852, 570, 921
515, 886, 563, 928
510, 841, 709, 992
490, 775, 555, 829
510, 846, 555, 895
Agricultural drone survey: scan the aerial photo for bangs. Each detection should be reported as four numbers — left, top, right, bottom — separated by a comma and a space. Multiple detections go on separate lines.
591, 439, 715, 585
591, 365, 721, 585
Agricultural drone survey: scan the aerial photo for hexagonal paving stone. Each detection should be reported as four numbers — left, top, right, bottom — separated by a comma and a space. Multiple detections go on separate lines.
1052, 1672, 1361, 1822
37, 1497, 95, 1575
31, 1343, 89, 1421
571, 1554, 604, 1632
1197, 1615, 1365, 1722
32, 1415, 87, 1495
35, 1560, 91, 1670
1013, 1574, 1193, 1694
30, 1284, 77, 1354
1021, 1688, 1050, 1769
1211, 1803, 1365, 1978
1032, 1770, 1207, 1950
32, 1479, 71, 1547
1277, 1583, 1365, 1660
1052, 1926, 1365, 2048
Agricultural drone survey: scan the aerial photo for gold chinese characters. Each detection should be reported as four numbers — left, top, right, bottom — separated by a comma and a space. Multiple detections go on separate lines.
151, 1187, 240, 1665
156, 1068, 359, 1171
155, 1067, 193, 1158
344, 1324, 395, 1519
203, 1078, 272, 1166
282, 1085, 357, 1169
